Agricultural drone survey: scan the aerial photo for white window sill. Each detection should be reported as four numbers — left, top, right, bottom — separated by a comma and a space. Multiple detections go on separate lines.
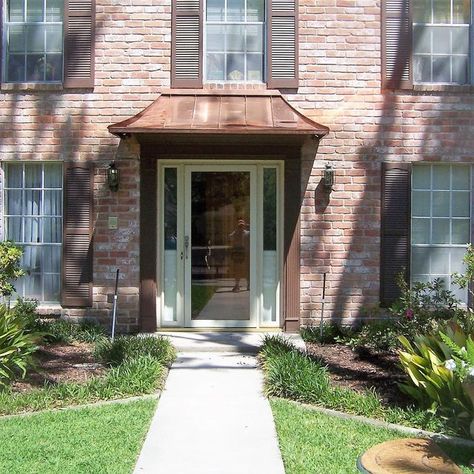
413, 84, 474, 93
1, 83, 63, 92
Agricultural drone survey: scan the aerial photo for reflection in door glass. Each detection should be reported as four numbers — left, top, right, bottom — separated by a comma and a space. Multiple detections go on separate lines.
262, 168, 278, 323
191, 172, 250, 321
163, 168, 178, 322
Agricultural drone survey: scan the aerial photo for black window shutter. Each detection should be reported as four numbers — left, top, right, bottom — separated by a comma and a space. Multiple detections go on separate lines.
380, 162, 411, 306
62, 162, 93, 307
267, 0, 299, 89
381, 0, 412, 90
64, 0, 96, 88
172, 0, 203, 88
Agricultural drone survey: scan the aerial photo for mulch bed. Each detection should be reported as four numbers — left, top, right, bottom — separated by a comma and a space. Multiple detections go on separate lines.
305, 342, 411, 406
12, 343, 105, 393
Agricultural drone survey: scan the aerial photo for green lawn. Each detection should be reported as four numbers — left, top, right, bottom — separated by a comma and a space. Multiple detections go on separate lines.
271, 398, 474, 474
0, 399, 156, 474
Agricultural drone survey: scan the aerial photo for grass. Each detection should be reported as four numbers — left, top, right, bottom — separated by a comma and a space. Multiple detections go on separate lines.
0, 398, 157, 474
0, 335, 176, 415
259, 334, 457, 435
271, 398, 474, 474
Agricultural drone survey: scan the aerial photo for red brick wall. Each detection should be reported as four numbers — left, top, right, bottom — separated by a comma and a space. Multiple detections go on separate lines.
0, 0, 472, 329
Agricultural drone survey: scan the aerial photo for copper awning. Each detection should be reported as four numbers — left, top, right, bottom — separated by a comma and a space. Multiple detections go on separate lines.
108, 90, 329, 137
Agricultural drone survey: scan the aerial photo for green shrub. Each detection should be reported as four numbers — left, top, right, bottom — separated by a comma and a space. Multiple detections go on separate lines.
340, 320, 400, 353
38, 319, 107, 344
0, 241, 25, 298
398, 324, 472, 434
300, 323, 348, 344
94, 335, 176, 367
0, 304, 41, 387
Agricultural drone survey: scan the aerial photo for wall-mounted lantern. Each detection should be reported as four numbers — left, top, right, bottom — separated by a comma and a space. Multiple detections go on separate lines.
323, 164, 335, 192
107, 162, 120, 192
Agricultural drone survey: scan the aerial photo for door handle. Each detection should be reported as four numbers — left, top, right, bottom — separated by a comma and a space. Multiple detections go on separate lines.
184, 236, 189, 259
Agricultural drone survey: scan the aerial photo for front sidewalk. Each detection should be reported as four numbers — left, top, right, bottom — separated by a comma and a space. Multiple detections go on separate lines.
134, 350, 286, 474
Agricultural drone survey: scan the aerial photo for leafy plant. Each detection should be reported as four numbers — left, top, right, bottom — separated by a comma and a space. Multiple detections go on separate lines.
35, 319, 107, 344
0, 304, 41, 387
338, 320, 399, 353
300, 323, 349, 344
452, 243, 474, 310
0, 241, 25, 298
398, 327, 472, 433
94, 335, 176, 367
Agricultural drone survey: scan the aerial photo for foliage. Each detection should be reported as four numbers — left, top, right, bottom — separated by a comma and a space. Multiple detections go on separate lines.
37, 319, 107, 344
271, 398, 474, 474
11, 297, 39, 328
452, 244, 474, 310
339, 320, 400, 353
0, 304, 42, 387
0, 399, 157, 474
397, 324, 473, 433
439, 330, 474, 383
94, 335, 176, 367
300, 323, 349, 344
0, 241, 25, 298
259, 335, 447, 434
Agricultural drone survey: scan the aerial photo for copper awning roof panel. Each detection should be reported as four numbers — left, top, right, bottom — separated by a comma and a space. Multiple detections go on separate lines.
108, 90, 329, 137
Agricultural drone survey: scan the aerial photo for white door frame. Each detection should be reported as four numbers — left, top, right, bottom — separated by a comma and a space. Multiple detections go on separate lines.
157, 160, 283, 329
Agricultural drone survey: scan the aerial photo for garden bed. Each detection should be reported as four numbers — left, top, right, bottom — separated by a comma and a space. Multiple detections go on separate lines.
12, 343, 105, 393
305, 342, 410, 406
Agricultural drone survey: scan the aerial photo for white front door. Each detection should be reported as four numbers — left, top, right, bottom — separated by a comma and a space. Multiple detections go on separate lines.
159, 162, 282, 329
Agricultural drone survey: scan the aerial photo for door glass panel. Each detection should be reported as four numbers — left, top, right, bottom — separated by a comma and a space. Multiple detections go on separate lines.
262, 168, 278, 323
190, 171, 250, 321
163, 168, 178, 322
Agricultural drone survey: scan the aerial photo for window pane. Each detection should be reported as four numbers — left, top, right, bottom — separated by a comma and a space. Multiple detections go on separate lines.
25, 164, 42, 187
227, 54, 245, 81
451, 247, 468, 273
43, 274, 60, 302
227, 0, 245, 21
26, 54, 46, 81
7, 55, 25, 82
412, 191, 431, 217
247, 54, 263, 81
433, 0, 451, 23
412, 218, 431, 244
6, 190, 23, 215
432, 56, 451, 82
46, 25, 62, 52
432, 191, 450, 217
24, 190, 41, 215
206, 53, 225, 80
452, 27, 469, 53
207, 0, 225, 21
43, 217, 62, 243
413, 26, 431, 54
7, 217, 22, 241
44, 163, 62, 187
412, 247, 431, 274
452, 220, 470, 244
452, 191, 470, 217
413, 166, 431, 189
46, 0, 63, 22
207, 25, 224, 52
43, 246, 61, 272
432, 27, 451, 54
453, 0, 470, 23
27, 0, 44, 22
44, 190, 62, 215
452, 166, 470, 189
8, 25, 26, 53
22, 246, 42, 273
9, 0, 25, 22
24, 218, 41, 243
227, 25, 245, 52
247, 0, 264, 21
432, 218, 450, 244
24, 273, 42, 299
432, 165, 450, 189
452, 56, 468, 84
26, 25, 45, 53
6, 163, 23, 187
414, 55, 432, 83
430, 247, 450, 273
45, 54, 62, 81
246, 25, 263, 52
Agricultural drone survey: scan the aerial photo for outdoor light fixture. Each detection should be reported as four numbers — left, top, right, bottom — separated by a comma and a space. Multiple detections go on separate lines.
323, 164, 335, 192
107, 162, 120, 192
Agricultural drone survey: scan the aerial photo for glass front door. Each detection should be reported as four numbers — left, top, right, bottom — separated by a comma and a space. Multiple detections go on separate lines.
160, 163, 280, 328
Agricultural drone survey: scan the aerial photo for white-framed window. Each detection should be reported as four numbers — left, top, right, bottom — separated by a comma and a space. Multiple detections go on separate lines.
413, 0, 471, 84
205, 0, 265, 82
411, 164, 472, 302
4, 162, 63, 302
3, 0, 64, 83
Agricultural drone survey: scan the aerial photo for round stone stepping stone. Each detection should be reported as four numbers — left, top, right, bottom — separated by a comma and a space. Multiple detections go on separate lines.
357, 438, 462, 473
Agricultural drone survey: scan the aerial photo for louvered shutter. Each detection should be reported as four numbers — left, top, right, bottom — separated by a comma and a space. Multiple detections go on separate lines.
382, 0, 412, 89
380, 163, 411, 306
62, 163, 93, 307
172, 0, 203, 88
64, 0, 95, 88
267, 0, 299, 89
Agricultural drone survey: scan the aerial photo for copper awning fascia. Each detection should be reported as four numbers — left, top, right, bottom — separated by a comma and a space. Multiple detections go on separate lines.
108, 90, 329, 138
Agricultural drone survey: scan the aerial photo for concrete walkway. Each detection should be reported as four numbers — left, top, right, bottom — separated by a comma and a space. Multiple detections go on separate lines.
134, 334, 289, 474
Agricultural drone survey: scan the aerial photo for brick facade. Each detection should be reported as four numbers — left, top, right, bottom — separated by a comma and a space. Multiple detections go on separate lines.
0, 0, 472, 331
